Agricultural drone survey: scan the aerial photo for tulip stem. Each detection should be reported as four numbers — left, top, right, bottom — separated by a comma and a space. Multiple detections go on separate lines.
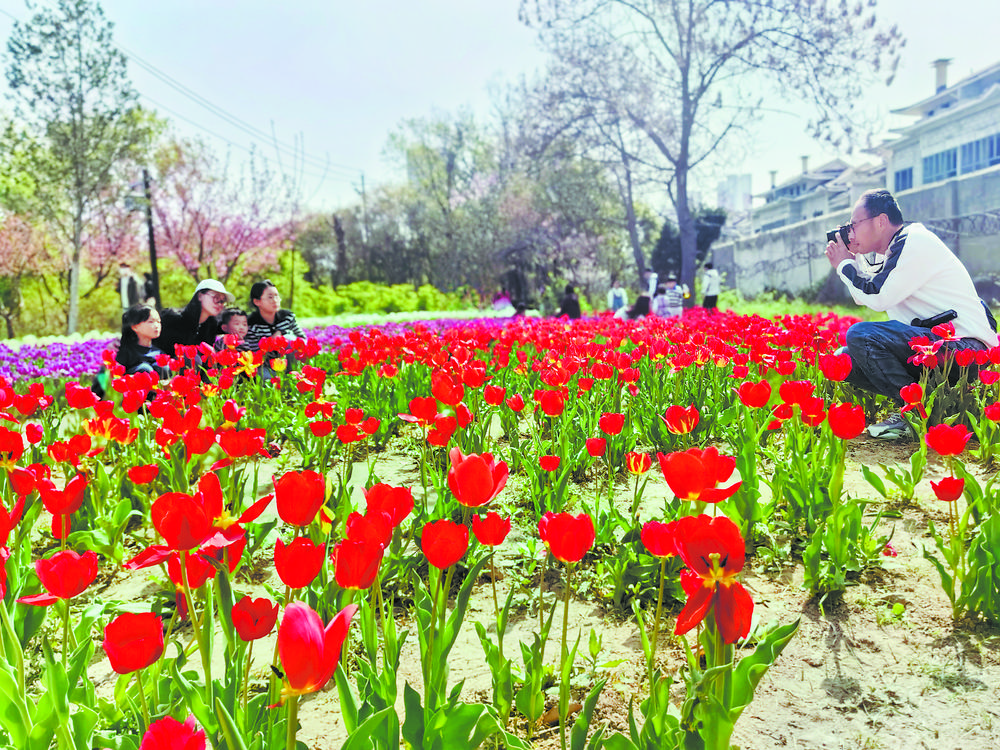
490, 552, 503, 663
242, 640, 254, 718
136, 668, 150, 732
559, 563, 573, 750
651, 557, 667, 675
61, 600, 70, 670
179, 551, 212, 700
285, 694, 299, 750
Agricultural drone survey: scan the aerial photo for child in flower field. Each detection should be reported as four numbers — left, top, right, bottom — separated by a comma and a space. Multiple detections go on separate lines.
116, 304, 170, 379
214, 307, 249, 351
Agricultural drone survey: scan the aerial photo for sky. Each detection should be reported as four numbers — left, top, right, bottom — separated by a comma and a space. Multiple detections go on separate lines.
1, 0, 998, 214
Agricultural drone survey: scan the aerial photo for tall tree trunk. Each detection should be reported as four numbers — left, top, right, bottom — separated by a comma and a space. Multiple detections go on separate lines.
67, 209, 83, 334
676, 168, 697, 307
619, 160, 646, 287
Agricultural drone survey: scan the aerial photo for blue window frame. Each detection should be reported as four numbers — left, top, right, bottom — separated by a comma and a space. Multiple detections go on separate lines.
922, 149, 958, 184
894, 168, 913, 192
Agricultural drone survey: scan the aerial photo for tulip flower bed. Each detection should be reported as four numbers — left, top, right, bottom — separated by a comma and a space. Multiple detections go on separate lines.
2, 308, 1000, 749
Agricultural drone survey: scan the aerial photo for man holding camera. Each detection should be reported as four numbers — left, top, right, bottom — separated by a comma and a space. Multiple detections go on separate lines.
824, 189, 998, 439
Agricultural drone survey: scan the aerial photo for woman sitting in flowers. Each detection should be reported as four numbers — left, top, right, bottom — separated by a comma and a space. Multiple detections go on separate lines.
244, 280, 304, 352
116, 304, 170, 379
616, 293, 651, 320
154, 279, 234, 358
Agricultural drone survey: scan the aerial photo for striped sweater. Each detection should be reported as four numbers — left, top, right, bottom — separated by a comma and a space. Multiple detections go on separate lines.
244, 309, 304, 352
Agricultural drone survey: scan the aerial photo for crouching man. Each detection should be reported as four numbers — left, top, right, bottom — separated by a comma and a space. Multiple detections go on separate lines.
824, 189, 998, 439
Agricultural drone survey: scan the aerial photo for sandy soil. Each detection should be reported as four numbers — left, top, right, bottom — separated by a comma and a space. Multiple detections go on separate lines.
88, 435, 1000, 750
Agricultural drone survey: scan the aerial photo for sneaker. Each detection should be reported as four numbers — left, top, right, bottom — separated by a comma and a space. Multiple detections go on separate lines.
867, 412, 914, 440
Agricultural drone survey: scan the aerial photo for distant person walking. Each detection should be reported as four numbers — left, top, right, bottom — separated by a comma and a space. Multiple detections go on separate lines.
556, 284, 582, 319
644, 268, 659, 297
118, 263, 142, 311
607, 276, 628, 313
702, 263, 721, 310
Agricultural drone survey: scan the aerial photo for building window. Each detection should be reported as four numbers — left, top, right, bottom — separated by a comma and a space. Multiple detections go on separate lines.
922, 148, 958, 184
960, 133, 1000, 174
894, 168, 913, 192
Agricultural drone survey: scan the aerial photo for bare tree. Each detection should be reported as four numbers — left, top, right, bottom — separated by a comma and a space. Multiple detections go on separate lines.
521, 0, 903, 297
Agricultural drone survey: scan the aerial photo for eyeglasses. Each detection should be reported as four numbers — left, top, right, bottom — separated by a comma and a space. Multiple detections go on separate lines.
203, 293, 227, 305
847, 215, 879, 234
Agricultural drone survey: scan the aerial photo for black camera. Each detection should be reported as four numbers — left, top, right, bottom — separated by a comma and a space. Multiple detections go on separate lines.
826, 225, 850, 245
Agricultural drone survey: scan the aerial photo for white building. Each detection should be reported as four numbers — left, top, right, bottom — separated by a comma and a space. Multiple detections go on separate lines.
750, 157, 883, 232
886, 59, 1000, 195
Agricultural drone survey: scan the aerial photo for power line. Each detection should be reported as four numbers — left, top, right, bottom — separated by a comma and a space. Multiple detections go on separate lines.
122, 49, 363, 179
138, 91, 358, 186
1, 5, 367, 184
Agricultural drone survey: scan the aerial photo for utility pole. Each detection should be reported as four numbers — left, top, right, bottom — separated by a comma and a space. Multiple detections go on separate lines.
143, 168, 161, 309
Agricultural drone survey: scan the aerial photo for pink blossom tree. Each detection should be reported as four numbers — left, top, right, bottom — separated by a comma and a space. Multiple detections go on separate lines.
152, 139, 291, 285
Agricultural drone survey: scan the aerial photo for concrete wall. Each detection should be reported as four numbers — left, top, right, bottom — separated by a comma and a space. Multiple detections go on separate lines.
715, 163, 1000, 297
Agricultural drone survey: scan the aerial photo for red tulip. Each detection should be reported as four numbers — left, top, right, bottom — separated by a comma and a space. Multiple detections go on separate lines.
827, 403, 865, 440
586, 437, 607, 457
103, 612, 165, 674
218, 428, 266, 458
899, 383, 927, 419
398, 396, 439, 426
231, 596, 279, 641
0, 427, 24, 469
345, 510, 393, 547
484, 385, 506, 405
657, 447, 741, 503
222, 399, 246, 425
641, 520, 679, 558
930, 476, 964, 502
128, 464, 160, 485
625, 451, 652, 475
427, 415, 457, 446
925, 424, 971, 457
330, 539, 383, 590
778, 380, 815, 406
537, 390, 565, 417
151, 492, 212, 550
986, 402, 1000, 422
447, 448, 508, 508
336, 424, 363, 444
38, 473, 88, 515
818, 353, 852, 382
274, 537, 325, 589
278, 602, 357, 699
598, 412, 625, 435
538, 512, 595, 564
273, 470, 325, 527
539, 455, 561, 472
735, 380, 771, 408
7, 466, 35, 496
25, 422, 44, 444
431, 370, 465, 406
472, 512, 511, 546
505, 394, 526, 412
18, 549, 98, 606
672, 514, 753, 644
661, 405, 699, 435
421, 519, 469, 569
139, 715, 206, 750
166, 551, 216, 592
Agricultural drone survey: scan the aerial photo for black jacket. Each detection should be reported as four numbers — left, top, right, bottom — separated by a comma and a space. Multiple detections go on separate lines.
154, 307, 218, 357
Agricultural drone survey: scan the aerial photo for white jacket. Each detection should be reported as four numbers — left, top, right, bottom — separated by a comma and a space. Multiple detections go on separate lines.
836, 222, 998, 346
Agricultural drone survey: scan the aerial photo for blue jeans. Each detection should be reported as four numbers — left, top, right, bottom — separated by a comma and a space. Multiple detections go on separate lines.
843, 320, 987, 405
